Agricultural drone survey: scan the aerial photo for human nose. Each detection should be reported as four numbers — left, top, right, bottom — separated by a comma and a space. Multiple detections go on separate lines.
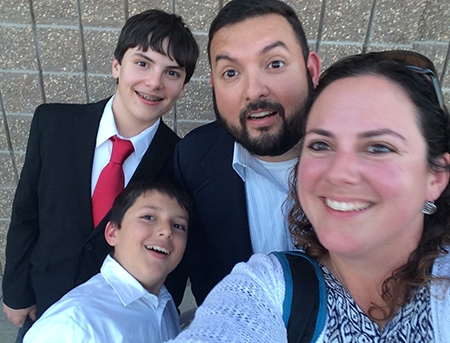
157, 221, 172, 239
243, 70, 269, 101
325, 150, 360, 185
144, 71, 164, 90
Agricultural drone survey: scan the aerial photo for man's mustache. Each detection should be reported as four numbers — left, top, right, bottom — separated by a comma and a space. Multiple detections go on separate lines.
240, 100, 285, 121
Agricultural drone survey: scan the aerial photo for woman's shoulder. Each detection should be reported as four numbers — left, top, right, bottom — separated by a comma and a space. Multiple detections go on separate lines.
230, 253, 285, 284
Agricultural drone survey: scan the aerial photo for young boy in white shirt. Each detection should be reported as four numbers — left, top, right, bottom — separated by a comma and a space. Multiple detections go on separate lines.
23, 180, 192, 343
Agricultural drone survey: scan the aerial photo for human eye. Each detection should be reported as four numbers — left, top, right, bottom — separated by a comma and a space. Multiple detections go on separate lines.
222, 69, 239, 79
307, 141, 331, 151
366, 143, 395, 154
137, 61, 148, 68
268, 60, 284, 69
173, 223, 186, 232
166, 70, 181, 78
141, 214, 156, 221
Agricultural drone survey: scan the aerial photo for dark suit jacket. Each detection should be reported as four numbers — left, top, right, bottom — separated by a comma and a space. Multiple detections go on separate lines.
2, 98, 180, 316
166, 121, 253, 306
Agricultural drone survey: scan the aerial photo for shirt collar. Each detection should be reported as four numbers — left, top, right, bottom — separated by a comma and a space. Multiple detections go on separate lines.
232, 142, 259, 181
101, 255, 171, 309
232, 142, 297, 192
96, 95, 160, 160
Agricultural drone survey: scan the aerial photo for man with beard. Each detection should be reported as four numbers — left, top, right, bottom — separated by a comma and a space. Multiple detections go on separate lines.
165, 0, 320, 307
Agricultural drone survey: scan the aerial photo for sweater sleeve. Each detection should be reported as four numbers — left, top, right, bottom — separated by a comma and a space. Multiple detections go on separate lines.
168, 253, 288, 343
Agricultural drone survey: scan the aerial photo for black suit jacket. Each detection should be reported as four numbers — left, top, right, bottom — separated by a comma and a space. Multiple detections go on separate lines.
2, 98, 180, 316
167, 121, 253, 305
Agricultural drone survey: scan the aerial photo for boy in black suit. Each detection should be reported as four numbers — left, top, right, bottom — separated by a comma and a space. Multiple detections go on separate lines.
2, 9, 199, 340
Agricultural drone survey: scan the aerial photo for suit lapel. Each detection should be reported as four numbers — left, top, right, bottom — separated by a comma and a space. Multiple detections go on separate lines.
200, 125, 236, 178
196, 125, 253, 268
73, 99, 109, 230
130, 121, 179, 182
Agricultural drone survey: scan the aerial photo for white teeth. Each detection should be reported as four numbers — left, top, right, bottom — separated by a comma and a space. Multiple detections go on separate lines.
138, 92, 162, 101
145, 245, 170, 255
249, 111, 274, 119
325, 199, 370, 212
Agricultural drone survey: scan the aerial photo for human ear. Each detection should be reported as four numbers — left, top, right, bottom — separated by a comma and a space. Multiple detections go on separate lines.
306, 51, 321, 88
177, 83, 188, 100
112, 58, 121, 80
104, 221, 118, 247
426, 153, 450, 201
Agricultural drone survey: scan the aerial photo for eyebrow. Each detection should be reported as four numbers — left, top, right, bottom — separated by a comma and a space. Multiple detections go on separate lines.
214, 40, 289, 64
141, 206, 189, 222
306, 128, 406, 141
262, 40, 289, 54
133, 52, 184, 70
360, 128, 406, 141
176, 215, 189, 222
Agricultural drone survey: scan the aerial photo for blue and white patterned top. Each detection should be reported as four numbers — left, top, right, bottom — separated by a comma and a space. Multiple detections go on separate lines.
321, 264, 433, 342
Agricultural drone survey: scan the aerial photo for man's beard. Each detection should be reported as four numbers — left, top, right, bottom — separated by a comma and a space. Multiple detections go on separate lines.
213, 80, 314, 157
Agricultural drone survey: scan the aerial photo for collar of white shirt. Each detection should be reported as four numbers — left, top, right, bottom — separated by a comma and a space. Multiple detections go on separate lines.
96, 95, 160, 162
101, 255, 172, 308
232, 142, 297, 192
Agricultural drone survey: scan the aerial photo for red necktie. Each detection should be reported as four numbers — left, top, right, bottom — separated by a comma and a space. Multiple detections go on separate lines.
92, 136, 134, 227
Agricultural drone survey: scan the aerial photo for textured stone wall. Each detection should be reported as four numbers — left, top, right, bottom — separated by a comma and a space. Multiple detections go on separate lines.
0, 0, 449, 272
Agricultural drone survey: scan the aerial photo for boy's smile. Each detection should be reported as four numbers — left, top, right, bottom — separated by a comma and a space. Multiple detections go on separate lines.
111, 43, 187, 138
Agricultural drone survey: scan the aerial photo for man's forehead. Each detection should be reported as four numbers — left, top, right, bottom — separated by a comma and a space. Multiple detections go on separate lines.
210, 14, 301, 57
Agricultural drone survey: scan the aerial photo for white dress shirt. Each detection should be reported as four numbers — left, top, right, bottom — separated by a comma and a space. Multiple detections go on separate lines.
24, 255, 181, 343
91, 96, 160, 195
232, 142, 297, 253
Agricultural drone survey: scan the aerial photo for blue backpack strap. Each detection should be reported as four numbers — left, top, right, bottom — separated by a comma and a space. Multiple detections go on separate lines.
271, 251, 327, 343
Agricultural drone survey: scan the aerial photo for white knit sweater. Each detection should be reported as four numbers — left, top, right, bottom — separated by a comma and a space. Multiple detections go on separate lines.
169, 251, 450, 343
